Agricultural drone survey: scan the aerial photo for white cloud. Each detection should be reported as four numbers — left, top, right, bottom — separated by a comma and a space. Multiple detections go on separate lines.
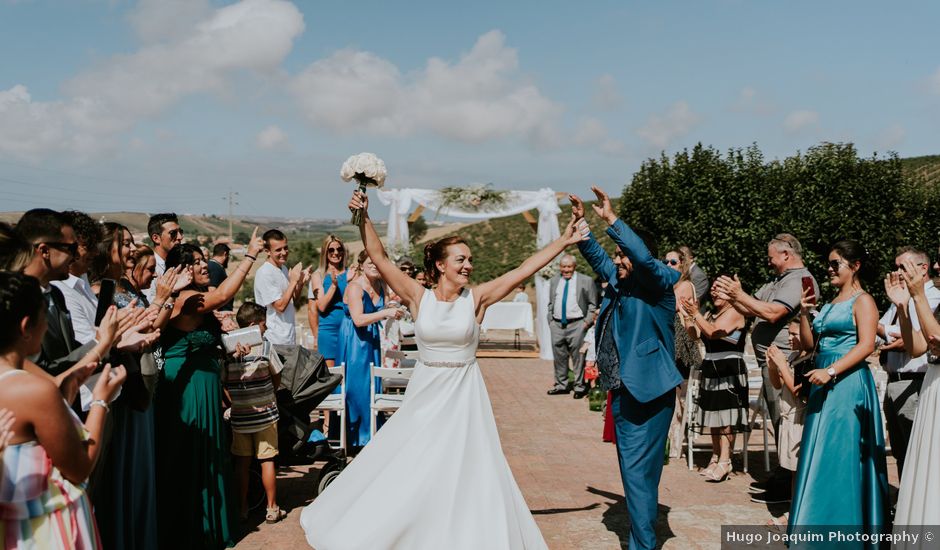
783, 110, 819, 133
591, 74, 623, 110
875, 124, 905, 150
573, 117, 608, 146
731, 86, 775, 115
127, 0, 213, 44
256, 125, 288, 150
636, 101, 700, 148
289, 30, 563, 146
0, 0, 305, 159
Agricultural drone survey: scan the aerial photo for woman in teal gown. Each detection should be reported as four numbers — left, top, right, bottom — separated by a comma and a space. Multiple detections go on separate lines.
155, 237, 263, 549
337, 251, 400, 448
788, 240, 889, 542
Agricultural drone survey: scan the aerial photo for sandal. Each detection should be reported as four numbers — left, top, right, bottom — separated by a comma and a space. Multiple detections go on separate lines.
700, 455, 719, 477
265, 506, 287, 524
766, 514, 788, 532
705, 460, 732, 482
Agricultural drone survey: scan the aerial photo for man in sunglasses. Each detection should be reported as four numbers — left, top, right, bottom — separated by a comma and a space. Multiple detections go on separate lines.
878, 246, 940, 479
713, 233, 818, 505
15, 209, 111, 377
145, 212, 184, 302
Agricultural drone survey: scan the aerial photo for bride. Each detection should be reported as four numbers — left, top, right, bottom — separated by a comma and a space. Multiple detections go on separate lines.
299, 190, 582, 549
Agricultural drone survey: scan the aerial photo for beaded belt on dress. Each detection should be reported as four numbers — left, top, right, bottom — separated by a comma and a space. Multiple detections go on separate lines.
421, 358, 476, 368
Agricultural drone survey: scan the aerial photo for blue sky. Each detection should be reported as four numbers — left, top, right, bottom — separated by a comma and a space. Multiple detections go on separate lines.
2, 0, 939, 218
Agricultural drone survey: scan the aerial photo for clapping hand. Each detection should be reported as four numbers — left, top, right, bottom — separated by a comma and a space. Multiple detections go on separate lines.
55, 361, 97, 404
569, 194, 585, 220
884, 271, 910, 307
765, 344, 786, 371
898, 258, 926, 297
289, 262, 304, 284
679, 296, 698, 317
590, 186, 618, 225
91, 364, 127, 403
714, 275, 744, 303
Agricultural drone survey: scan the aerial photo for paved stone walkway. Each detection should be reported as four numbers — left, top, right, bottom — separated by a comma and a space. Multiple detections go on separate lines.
235, 357, 899, 549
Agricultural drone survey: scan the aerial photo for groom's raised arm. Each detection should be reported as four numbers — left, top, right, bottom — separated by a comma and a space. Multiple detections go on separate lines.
577, 229, 617, 286
606, 219, 678, 291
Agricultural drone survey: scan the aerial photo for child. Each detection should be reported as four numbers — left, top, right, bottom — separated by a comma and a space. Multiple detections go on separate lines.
764, 319, 811, 527
224, 302, 287, 524
512, 283, 529, 303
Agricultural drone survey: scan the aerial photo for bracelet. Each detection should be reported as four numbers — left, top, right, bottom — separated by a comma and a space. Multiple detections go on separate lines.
153, 301, 165, 309
90, 399, 110, 412
245, 254, 257, 261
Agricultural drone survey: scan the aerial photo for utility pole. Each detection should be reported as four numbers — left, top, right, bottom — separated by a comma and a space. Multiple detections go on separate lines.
224, 191, 239, 242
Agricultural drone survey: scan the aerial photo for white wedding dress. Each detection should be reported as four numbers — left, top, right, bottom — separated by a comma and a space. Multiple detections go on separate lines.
893, 363, 940, 536
300, 288, 548, 550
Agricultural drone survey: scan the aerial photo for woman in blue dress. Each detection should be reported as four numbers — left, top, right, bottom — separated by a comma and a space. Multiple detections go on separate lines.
310, 235, 350, 366
788, 240, 889, 542
337, 250, 402, 448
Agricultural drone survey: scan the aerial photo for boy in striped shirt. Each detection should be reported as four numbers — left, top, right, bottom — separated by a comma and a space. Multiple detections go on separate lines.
224, 302, 286, 524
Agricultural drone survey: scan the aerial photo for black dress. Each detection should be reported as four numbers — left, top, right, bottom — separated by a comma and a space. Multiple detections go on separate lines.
693, 326, 750, 433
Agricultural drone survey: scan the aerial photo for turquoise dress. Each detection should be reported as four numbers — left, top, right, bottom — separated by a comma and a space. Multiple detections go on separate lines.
337, 286, 384, 447
317, 271, 349, 361
788, 293, 889, 543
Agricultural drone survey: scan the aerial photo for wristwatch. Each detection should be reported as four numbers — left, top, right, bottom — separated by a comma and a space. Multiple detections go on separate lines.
826, 367, 836, 380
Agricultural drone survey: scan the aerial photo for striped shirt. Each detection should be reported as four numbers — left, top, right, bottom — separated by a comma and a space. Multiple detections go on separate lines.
223, 342, 284, 434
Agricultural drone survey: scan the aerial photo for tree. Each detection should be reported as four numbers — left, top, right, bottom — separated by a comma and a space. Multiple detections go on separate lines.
409, 215, 428, 245
619, 142, 930, 306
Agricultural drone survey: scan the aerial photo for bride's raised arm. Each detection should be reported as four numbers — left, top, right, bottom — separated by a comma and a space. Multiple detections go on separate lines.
349, 190, 425, 308
474, 215, 584, 312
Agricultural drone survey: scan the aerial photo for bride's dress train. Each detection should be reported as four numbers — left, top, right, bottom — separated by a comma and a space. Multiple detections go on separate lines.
299, 288, 547, 550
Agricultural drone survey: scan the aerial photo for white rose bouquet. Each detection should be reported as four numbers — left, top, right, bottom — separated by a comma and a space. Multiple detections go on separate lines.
341, 152, 387, 225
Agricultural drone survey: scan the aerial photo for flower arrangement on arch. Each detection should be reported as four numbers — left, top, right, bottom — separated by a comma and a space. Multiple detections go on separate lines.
436, 183, 510, 213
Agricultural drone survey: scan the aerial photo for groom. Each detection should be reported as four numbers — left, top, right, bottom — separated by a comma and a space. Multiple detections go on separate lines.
571, 187, 680, 550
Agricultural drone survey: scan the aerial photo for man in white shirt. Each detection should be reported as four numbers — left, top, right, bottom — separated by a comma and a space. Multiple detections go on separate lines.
546, 254, 598, 398
879, 246, 940, 478
50, 211, 101, 344
254, 229, 309, 345
145, 213, 183, 302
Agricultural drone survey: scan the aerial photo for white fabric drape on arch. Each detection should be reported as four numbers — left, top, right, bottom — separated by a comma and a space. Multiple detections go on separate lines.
376, 187, 560, 360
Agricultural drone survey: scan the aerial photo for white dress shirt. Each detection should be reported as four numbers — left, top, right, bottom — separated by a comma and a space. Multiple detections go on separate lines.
145, 252, 168, 303
879, 280, 940, 374
51, 273, 99, 344
552, 273, 584, 321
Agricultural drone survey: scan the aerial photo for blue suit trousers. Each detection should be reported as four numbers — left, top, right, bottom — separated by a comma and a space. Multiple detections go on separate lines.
611, 386, 675, 550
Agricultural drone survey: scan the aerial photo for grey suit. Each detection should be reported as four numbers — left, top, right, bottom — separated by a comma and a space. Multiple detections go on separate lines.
547, 272, 598, 392
689, 262, 710, 313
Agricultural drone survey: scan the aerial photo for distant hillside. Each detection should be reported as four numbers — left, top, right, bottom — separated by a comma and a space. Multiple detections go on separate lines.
901, 155, 940, 185
434, 197, 620, 284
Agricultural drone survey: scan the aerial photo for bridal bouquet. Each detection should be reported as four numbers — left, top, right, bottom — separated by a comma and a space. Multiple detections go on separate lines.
341, 152, 387, 225
538, 258, 560, 280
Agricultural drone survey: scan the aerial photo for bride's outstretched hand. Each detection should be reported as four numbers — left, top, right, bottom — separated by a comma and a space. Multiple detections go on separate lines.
561, 216, 585, 245
349, 190, 369, 216
569, 194, 585, 220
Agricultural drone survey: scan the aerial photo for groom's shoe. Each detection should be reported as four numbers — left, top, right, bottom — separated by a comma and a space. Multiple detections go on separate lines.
573, 389, 588, 399
547, 387, 570, 395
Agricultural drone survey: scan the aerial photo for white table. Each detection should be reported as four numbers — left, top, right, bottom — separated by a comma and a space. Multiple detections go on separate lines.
481, 302, 535, 336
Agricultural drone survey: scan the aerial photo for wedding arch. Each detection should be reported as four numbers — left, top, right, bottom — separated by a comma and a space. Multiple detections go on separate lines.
377, 187, 562, 360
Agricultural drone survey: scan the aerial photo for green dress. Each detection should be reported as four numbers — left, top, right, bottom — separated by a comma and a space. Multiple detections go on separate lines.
155, 324, 233, 549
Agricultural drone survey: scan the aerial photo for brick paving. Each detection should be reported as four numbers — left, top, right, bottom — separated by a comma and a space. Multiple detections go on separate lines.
235, 357, 899, 550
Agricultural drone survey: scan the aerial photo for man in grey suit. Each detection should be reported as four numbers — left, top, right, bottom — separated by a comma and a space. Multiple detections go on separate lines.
547, 254, 598, 398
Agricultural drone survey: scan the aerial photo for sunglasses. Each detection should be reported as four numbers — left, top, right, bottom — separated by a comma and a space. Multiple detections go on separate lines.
37, 241, 79, 256
327, 247, 344, 254
168, 228, 184, 239
663, 259, 680, 266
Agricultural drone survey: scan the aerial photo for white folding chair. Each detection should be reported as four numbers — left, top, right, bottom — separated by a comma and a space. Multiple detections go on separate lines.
314, 363, 346, 453
370, 363, 414, 437
744, 373, 773, 472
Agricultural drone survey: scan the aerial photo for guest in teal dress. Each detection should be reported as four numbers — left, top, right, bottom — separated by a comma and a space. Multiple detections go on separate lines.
337, 251, 402, 448
309, 235, 351, 366
789, 240, 889, 541
155, 235, 264, 549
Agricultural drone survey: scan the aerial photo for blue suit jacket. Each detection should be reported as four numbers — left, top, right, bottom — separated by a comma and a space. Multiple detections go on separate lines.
578, 219, 681, 403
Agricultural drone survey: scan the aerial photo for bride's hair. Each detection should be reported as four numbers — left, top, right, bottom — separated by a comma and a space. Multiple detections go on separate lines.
424, 236, 468, 283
